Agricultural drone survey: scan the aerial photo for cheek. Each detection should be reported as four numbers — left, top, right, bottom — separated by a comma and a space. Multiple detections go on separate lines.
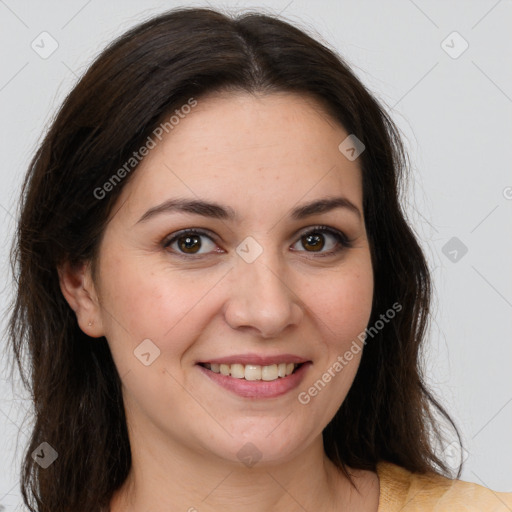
99, 257, 168, 336
97, 252, 222, 356
296, 259, 373, 424
307, 258, 374, 347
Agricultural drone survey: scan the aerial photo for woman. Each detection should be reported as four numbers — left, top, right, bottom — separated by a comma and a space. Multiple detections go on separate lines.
7, 6, 512, 512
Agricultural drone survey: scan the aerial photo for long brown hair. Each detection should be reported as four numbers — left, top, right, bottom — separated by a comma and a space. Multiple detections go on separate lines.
6, 6, 462, 512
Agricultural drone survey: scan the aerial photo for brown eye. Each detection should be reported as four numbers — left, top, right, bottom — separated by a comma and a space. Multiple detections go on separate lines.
291, 226, 351, 256
301, 233, 325, 252
163, 229, 218, 256
177, 234, 202, 254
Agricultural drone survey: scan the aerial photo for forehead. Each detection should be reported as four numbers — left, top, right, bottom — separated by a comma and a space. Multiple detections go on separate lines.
116, 91, 363, 221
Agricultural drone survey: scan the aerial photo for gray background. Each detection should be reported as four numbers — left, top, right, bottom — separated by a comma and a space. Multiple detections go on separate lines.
0, 0, 511, 508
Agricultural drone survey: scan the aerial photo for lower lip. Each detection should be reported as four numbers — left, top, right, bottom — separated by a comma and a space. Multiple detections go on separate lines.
197, 363, 311, 399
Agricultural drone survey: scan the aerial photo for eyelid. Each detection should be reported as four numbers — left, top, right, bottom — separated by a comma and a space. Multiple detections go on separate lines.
162, 225, 352, 257
295, 224, 350, 243
292, 224, 353, 256
162, 228, 221, 255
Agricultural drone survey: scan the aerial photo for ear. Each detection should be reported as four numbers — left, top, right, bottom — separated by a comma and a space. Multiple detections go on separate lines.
57, 260, 104, 338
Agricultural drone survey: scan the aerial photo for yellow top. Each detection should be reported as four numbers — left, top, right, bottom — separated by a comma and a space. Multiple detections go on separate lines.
376, 461, 512, 511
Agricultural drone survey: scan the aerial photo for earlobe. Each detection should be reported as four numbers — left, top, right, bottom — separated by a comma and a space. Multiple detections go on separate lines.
57, 260, 104, 338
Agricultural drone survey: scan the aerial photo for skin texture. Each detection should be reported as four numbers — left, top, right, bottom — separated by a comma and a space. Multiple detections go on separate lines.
59, 91, 380, 511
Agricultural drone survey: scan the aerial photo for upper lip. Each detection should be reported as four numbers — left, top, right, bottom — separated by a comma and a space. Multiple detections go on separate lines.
198, 354, 310, 366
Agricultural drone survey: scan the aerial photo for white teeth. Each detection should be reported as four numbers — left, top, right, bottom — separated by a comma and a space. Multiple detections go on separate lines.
245, 364, 262, 381
261, 364, 278, 381
230, 363, 245, 379
204, 362, 299, 381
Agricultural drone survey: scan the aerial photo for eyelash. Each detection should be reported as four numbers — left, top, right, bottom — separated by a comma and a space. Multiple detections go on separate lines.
162, 225, 353, 259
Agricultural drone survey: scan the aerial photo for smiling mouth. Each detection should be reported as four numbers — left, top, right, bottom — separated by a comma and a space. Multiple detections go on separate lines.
199, 362, 303, 381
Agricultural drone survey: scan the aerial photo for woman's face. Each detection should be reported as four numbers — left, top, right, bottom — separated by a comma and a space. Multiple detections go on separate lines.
89, 91, 373, 466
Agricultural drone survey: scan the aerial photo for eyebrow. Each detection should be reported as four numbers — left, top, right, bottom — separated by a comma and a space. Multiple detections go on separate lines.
135, 196, 361, 225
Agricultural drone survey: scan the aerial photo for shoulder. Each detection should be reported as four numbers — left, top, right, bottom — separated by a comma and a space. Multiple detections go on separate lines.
376, 460, 512, 512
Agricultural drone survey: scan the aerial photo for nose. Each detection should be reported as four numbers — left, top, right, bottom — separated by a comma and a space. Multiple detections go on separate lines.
223, 249, 304, 339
